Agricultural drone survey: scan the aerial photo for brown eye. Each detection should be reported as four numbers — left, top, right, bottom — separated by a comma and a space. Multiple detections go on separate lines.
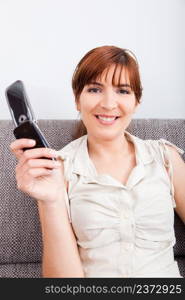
87, 88, 101, 93
119, 89, 130, 94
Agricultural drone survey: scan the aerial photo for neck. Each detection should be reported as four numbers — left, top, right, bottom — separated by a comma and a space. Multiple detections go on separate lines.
87, 132, 130, 160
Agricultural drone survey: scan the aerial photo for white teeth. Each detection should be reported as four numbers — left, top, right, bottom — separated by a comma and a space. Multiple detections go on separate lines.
97, 116, 116, 122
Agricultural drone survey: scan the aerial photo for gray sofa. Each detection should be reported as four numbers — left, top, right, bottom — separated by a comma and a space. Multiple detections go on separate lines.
0, 119, 185, 278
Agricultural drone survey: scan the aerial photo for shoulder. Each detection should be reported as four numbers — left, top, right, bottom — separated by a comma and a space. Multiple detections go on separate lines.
139, 136, 184, 154
127, 131, 184, 166
154, 138, 184, 166
141, 136, 185, 181
164, 142, 185, 171
57, 134, 87, 160
55, 134, 87, 184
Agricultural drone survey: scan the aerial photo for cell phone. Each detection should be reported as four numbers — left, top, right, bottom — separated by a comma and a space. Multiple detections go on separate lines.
5, 80, 55, 160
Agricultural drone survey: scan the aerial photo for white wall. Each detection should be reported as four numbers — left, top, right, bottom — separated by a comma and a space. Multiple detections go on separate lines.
0, 0, 184, 121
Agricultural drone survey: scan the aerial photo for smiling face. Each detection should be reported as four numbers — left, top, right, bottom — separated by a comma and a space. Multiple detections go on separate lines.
76, 64, 140, 141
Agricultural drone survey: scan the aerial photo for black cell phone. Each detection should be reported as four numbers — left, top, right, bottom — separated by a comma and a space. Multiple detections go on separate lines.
5, 80, 55, 160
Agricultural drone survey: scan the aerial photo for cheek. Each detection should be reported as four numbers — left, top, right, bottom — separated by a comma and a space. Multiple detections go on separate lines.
120, 103, 134, 114
79, 94, 99, 114
120, 96, 137, 113
81, 103, 93, 115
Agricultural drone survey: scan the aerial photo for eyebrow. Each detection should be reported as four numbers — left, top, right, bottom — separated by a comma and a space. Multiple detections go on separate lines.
89, 81, 131, 88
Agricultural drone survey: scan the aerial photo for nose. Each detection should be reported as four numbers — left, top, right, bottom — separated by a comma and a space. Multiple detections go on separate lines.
100, 90, 117, 110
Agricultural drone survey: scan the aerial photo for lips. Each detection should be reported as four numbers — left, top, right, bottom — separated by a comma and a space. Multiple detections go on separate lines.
95, 114, 120, 119
95, 114, 120, 125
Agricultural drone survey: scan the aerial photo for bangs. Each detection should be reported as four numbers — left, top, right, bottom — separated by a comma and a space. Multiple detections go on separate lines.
98, 64, 130, 87
81, 63, 131, 89
72, 45, 142, 101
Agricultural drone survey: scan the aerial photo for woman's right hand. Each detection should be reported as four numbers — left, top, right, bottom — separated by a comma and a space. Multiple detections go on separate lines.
10, 138, 66, 204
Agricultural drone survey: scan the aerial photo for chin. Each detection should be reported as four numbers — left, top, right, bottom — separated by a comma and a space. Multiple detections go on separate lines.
92, 130, 123, 141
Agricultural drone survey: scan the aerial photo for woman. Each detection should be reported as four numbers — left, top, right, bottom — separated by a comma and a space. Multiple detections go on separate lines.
10, 45, 185, 278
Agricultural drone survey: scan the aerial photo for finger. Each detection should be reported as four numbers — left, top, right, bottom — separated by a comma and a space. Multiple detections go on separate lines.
17, 168, 54, 186
16, 156, 63, 182
27, 167, 53, 178
25, 158, 61, 170
19, 147, 58, 166
10, 139, 36, 160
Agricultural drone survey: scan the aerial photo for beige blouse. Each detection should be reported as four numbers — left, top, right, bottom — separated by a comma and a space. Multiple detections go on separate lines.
57, 131, 184, 278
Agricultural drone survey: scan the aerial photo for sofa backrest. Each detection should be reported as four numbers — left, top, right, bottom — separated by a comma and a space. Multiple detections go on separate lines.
0, 119, 185, 277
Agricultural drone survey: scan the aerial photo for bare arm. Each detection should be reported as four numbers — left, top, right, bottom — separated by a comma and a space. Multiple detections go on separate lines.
166, 145, 185, 223
38, 198, 84, 278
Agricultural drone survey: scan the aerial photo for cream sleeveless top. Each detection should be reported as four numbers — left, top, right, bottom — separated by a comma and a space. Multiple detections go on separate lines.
57, 131, 184, 278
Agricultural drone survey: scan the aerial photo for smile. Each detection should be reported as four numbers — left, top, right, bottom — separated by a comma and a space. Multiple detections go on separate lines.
95, 115, 120, 125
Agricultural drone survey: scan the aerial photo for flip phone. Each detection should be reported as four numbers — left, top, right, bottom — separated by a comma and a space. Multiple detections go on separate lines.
5, 80, 55, 159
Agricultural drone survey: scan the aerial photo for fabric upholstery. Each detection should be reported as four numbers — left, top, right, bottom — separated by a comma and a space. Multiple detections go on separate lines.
0, 119, 184, 278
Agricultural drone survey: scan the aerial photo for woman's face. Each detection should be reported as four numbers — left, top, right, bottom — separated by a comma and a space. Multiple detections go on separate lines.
76, 64, 140, 141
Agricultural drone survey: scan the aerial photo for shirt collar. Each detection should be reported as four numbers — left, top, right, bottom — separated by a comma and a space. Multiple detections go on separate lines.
125, 131, 154, 165
72, 131, 153, 178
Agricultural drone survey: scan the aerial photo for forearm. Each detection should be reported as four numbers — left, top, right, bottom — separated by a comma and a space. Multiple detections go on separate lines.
37, 199, 84, 278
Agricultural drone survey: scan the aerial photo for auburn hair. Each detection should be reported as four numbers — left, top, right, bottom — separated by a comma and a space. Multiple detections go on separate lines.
72, 45, 143, 138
